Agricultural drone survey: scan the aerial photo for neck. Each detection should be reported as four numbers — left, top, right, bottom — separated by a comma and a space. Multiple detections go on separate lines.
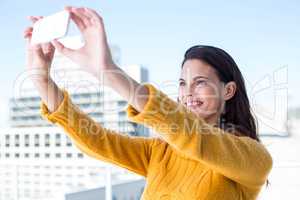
204, 114, 222, 128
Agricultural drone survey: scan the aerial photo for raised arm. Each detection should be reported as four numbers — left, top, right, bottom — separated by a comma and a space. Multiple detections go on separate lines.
23, 9, 155, 177
125, 83, 273, 189
40, 89, 157, 177
47, 6, 150, 114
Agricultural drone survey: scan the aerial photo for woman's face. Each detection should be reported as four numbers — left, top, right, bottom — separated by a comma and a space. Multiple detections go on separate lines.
179, 59, 233, 124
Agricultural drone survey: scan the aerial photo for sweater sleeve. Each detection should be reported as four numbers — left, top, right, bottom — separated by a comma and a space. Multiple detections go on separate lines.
40, 89, 156, 177
126, 83, 273, 189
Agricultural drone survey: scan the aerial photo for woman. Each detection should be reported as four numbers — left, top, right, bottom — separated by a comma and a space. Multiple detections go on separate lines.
24, 6, 272, 200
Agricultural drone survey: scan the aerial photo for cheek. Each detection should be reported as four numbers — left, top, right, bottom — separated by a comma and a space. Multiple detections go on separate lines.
178, 88, 184, 101
195, 87, 222, 110
195, 86, 220, 100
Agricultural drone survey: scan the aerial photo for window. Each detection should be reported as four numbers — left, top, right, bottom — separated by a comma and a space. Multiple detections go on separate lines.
55, 153, 61, 158
118, 101, 127, 107
55, 133, 61, 147
66, 153, 72, 158
24, 134, 30, 147
78, 153, 84, 158
45, 134, 50, 147
5, 135, 10, 147
15, 135, 20, 147
66, 136, 72, 147
34, 134, 39, 147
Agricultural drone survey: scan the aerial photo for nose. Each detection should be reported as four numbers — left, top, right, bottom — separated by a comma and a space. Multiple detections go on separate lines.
183, 84, 194, 104
184, 84, 194, 96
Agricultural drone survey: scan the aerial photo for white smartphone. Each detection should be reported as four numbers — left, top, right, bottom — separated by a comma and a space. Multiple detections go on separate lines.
31, 10, 70, 45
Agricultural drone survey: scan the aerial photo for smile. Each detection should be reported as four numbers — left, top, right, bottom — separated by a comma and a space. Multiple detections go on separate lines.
185, 100, 203, 108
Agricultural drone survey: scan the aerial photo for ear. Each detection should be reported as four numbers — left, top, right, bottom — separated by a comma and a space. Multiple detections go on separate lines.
223, 81, 237, 101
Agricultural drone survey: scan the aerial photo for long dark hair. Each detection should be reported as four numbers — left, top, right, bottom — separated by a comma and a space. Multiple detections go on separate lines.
181, 45, 260, 142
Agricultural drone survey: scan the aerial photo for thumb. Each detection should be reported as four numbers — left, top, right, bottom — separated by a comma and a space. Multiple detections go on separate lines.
32, 44, 44, 59
51, 39, 75, 57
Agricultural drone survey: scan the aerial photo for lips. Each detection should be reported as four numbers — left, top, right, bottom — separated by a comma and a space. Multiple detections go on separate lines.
185, 100, 203, 109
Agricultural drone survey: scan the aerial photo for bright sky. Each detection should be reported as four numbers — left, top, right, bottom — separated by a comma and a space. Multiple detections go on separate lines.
0, 0, 299, 128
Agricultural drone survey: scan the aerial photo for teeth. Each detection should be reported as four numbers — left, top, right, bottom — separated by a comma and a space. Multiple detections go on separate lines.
186, 101, 202, 106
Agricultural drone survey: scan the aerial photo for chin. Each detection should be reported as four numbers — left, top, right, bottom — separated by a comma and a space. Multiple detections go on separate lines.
195, 112, 209, 120
192, 109, 217, 122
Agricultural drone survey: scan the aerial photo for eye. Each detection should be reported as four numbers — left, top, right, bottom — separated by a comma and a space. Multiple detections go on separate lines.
179, 81, 185, 86
196, 80, 207, 86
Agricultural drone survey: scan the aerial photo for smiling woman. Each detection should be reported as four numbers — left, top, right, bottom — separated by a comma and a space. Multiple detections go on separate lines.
24, 5, 272, 200
178, 45, 260, 141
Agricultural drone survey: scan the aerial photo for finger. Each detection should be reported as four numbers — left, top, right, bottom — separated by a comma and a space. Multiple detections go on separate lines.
24, 26, 33, 40
25, 30, 32, 43
24, 26, 33, 32
70, 12, 86, 31
24, 32, 32, 39
23, 27, 33, 37
51, 39, 75, 57
27, 16, 37, 20
31, 44, 44, 58
64, 5, 73, 12
42, 43, 55, 55
26, 37, 32, 48
27, 16, 39, 24
72, 7, 92, 26
84, 7, 102, 24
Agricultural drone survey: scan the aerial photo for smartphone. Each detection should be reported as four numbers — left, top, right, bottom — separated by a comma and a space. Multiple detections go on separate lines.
31, 10, 70, 45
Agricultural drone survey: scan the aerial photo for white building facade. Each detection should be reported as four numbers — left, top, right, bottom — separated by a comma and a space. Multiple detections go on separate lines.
0, 38, 149, 200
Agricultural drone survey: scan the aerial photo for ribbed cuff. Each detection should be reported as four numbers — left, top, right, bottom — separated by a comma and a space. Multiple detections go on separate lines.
126, 83, 183, 130
40, 89, 70, 124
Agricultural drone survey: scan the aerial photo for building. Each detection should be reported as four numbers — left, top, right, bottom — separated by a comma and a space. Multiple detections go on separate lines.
258, 118, 300, 199
0, 37, 149, 200
65, 179, 145, 200
0, 126, 145, 200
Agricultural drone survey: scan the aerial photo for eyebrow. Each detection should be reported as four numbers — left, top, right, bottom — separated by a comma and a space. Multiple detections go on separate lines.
179, 75, 209, 82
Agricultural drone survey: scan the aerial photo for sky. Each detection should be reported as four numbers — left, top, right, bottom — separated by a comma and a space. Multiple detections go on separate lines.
0, 0, 299, 128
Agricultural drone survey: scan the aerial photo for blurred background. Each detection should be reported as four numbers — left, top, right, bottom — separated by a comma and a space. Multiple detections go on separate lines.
0, 0, 299, 199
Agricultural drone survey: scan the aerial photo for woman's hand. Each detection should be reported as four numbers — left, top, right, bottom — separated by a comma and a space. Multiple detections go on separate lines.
24, 16, 55, 83
51, 6, 148, 112
24, 16, 63, 113
51, 6, 116, 77
53, 6, 149, 112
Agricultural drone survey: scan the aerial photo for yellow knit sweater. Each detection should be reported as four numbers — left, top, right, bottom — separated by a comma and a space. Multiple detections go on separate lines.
40, 83, 273, 200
